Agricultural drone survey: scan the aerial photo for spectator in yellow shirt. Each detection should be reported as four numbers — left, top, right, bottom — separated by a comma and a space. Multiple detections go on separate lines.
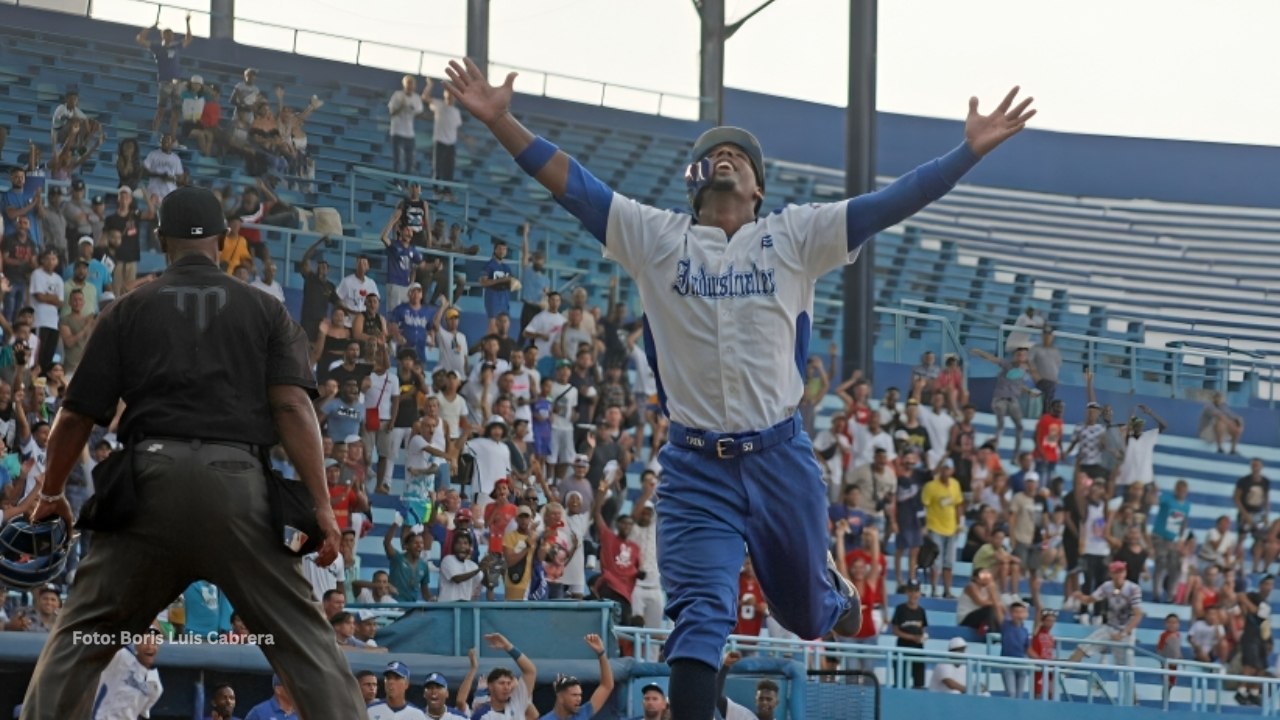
922, 459, 965, 598
219, 216, 254, 274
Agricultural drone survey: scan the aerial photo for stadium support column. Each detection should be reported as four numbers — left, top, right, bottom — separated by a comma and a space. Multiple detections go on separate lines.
210, 0, 234, 40
466, 0, 491, 76
699, 0, 726, 124
842, 0, 877, 383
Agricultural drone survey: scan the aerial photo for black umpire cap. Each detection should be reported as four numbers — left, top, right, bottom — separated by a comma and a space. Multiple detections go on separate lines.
158, 187, 228, 239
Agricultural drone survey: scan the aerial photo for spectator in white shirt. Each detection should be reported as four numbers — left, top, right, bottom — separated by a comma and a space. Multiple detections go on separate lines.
50, 87, 88, 149
438, 533, 493, 602
929, 637, 970, 693
433, 304, 469, 376
249, 260, 285, 303
387, 75, 426, 175
466, 416, 514, 517
29, 249, 64, 373
1198, 515, 1240, 571
423, 78, 463, 193
1188, 606, 1228, 663
335, 255, 379, 329
143, 134, 184, 202
522, 291, 565, 375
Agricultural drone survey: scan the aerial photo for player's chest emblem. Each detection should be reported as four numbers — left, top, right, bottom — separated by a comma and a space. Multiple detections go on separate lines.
671, 256, 776, 299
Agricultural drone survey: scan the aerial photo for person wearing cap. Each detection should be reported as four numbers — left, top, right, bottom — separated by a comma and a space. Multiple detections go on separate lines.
1068, 560, 1144, 667
102, 185, 155, 297
390, 282, 433, 364
1008, 471, 1044, 599
502, 503, 538, 600
922, 459, 964, 598
230, 68, 262, 125
928, 637, 971, 694
445, 56, 1034, 716
889, 579, 928, 688
384, 511, 434, 603
380, 214, 428, 313
243, 674, 296, 720
62, 245, 100, 316
484, 477, 518, 551
1066, 393, 1110, 482
22, 186, 367, 718
465, 415, 514, 517
179, 74, 209, 141
479, 238, 517, 335
422, 668, 470, 720
629, 683, 670, 720
431, 296, 469, 377
969, 343, 1040, 458
1116, 403, 1168, 493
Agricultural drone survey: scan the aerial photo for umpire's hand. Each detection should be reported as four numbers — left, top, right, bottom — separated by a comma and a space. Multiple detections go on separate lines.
27, 480, 76, 531
313, 511, 342, 567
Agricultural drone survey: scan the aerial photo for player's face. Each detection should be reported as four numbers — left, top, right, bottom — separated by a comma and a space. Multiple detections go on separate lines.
755, 689, 778, 717
135, 638, 159, 668
359, 675, 379, 703
704, 143, 759, 194
491, 675, 515, 702
213, 686, 236, 714
425, 683, 447, 707
384, 674, 408, 700
559, 685, 583, 711
643, 690, 668, 715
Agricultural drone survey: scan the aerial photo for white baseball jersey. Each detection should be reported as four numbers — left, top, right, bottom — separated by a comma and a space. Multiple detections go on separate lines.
368, 700, 428, 720
603, 198, 853, 433
92, 647, 163, 719
723, 698, 759, 720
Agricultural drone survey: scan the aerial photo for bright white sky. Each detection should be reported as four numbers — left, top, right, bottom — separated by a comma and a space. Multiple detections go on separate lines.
83, 0, 1280, 145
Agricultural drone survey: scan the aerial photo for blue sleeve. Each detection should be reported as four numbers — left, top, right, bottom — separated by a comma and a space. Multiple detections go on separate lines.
845, 142, 980, 253
554, 157, 615, 245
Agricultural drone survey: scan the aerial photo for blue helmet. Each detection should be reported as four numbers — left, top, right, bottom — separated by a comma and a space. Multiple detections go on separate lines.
0, 517, 73, 589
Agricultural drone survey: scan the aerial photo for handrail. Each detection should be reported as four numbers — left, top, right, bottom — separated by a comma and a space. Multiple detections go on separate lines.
994, 322, 1280, 405
873, 306, 966, 381
16, 0, 703, 120
900, 297, 1006, 331
983, 631, 1225, 675
613, 627, 1244, 712
346, 166, 472, 235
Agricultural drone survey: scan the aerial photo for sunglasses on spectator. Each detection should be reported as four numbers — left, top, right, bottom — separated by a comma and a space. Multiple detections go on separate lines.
553, 675, 579, 693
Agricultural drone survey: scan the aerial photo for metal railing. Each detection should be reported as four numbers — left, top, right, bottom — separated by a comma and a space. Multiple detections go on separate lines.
613, 626, 1267, 713
873, 306, 966, 380
993, 322, 1280, 406
11, 0, 703, 119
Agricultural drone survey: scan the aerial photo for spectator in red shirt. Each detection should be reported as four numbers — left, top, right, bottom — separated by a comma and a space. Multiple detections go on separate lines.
734, 557, 766, 638
327, 457, 368, 530
834, 373, 872, 427
484, 478, 518, 554
1029, 609, 1057, 699
592, 476, 642, 623
1034, 399, 1065, 481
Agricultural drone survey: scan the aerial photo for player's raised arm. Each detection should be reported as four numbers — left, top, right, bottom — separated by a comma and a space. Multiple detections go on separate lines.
444, 58, 613, 242
842, 87, 1036, 253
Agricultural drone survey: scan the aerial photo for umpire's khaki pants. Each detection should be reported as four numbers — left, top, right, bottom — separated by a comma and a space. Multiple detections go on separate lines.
20, 440, 366, 720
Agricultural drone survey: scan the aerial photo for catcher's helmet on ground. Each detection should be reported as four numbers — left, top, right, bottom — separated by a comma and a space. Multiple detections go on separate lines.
0, 517, 74, 589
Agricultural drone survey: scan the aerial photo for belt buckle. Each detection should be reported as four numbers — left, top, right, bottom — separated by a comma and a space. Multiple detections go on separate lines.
716, 437, 735, 459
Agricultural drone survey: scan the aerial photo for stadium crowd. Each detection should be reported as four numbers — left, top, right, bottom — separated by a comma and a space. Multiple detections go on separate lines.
0, 15, 1275, 719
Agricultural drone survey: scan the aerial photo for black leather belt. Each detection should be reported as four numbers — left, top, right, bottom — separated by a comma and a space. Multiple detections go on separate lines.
139, 436, 263, 457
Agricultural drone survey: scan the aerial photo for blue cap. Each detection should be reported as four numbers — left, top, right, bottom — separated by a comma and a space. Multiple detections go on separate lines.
385, 661, 410, 679
424, 672, 448, 688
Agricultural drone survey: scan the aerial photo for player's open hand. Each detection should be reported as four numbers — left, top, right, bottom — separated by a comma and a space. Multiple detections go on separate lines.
444, 58, 516, 126
965, 86, 1036, 157
584, 633, 606, 655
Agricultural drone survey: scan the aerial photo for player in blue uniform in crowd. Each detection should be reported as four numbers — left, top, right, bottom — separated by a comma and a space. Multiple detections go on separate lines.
443, 56, 1035, 719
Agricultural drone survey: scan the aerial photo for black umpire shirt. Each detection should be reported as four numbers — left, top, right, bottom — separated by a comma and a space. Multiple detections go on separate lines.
62, 254, 316, 445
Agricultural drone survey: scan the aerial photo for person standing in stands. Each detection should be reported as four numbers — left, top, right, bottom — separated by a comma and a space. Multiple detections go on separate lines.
1150, 479, 1190, 604
135, 14, 192, 139
480, 238, 517, 336
890, 580, 928, 689
922, 459, 964, 598
1115, 404, 1168, 496
387, 75, 426, 176
381, 214, 428, 313
969, 344, 1039, 457
102, 186, 156, 298
1235, 458, 1270, 573
1028, 326, 1061, 407
423, 78, 464, 198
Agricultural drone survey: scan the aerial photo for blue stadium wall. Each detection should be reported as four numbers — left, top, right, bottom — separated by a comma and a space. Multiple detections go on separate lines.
7, 3, 1280, 209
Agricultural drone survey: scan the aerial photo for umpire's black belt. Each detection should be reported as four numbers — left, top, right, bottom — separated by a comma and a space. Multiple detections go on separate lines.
669, 414, 799, 460
138, 436, 263, 457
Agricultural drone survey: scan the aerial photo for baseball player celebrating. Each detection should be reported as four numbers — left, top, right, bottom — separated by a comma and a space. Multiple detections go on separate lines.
443, 57, 1034, 720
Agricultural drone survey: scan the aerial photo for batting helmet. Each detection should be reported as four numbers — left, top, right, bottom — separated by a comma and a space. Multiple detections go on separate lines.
0, 517, 74, 589
685, 126, 766, 214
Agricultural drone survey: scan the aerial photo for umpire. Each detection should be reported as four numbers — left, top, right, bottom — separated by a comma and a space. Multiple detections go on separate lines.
21, 187, 366, 719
